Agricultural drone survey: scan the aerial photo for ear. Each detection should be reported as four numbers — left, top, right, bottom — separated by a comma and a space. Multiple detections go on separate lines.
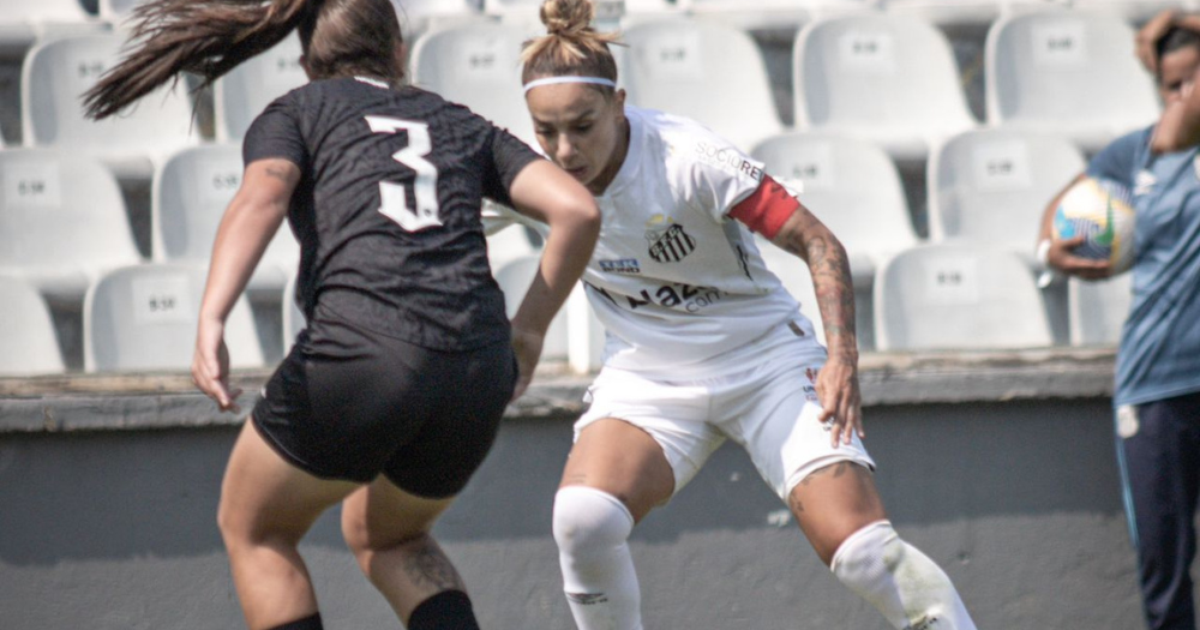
613, 87, 626, 114
393, 41, 408, 78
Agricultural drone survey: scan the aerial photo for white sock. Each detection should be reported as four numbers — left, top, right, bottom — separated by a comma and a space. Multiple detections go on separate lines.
831, 520, 977, 630
553, 486, 642, 630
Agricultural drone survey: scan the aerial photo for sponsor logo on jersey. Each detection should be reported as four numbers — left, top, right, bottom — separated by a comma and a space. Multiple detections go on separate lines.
598, 258, 641, 274
693, 140, 764, 181
645, 215, 696, 263
588, 281, 724, 314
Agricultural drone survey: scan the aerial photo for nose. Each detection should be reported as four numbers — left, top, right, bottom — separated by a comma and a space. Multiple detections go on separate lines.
555, 132, 577, 165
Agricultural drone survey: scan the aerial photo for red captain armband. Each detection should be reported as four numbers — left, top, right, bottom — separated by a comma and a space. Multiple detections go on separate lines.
727, 175, 799, 241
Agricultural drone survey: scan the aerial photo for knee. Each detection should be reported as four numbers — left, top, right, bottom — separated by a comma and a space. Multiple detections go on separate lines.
552, 486, 635, 558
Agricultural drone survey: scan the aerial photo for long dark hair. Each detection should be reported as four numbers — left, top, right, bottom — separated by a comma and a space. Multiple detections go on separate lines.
84, 0, 403, 120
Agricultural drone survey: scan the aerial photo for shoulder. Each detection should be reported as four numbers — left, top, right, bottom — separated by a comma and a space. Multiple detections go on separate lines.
633, 107, 764, 188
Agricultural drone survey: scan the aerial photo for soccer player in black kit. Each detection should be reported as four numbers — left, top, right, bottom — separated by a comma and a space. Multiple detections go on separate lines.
83, 0, 600, 629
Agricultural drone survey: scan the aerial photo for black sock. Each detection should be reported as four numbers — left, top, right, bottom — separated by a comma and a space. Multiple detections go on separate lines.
408, 590, 480, 630
268, 613, 323, 630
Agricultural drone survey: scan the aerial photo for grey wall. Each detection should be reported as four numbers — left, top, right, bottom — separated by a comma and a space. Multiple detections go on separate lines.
0, 382, 1152, 629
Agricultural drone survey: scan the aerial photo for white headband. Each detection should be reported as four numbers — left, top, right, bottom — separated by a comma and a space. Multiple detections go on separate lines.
523, 76, 617, 94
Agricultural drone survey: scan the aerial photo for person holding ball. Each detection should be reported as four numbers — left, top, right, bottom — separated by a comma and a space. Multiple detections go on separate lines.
1038, 16, 1200, 630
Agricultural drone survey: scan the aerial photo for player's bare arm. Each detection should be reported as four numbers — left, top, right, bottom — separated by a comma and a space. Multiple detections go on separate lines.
505, 159, 601, 400
772, 203, 863, 447
193, 158, 299, 411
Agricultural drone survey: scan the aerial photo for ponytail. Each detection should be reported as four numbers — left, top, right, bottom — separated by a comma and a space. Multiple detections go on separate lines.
84, 0, 311, 120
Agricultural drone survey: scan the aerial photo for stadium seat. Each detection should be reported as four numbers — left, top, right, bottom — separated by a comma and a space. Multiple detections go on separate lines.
389, 0, 488, 36
493, 254, 568, 361
0, 149, 142, 302
486, 223, 542, 274
20, 33, 201, 180
874, 244, 1053, 350
96, 0, 141, 25
675, 0, 810, 31
0, 275, 65, 375
153, 144, 300, 298
84, 263, 263, 372
213, 34, 308, 143
0, 0, 105, 58
1068, 1, 1189, 23
794, 13, 977, 162
620, 18, 784, 152
985, 10, 1160, 153
751, 131, 919, 286
928, 128, 1086, 258
1068, 273, 1131, 346
408, 22, 539, 147
883, 0, 1056, 26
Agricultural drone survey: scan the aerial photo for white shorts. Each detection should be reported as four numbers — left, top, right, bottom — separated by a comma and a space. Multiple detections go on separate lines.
575, 319, 875, 501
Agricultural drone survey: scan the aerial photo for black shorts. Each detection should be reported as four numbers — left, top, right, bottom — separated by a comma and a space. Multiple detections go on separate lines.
251, 303, 516, 498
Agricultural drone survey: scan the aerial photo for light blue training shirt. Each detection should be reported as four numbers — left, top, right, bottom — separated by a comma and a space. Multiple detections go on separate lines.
1087, 127, 1200, 407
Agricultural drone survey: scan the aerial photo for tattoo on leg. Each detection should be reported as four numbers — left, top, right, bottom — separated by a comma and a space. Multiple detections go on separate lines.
802, 461, 849, 486
789, 493, 804, 514
402, 535, 464, 592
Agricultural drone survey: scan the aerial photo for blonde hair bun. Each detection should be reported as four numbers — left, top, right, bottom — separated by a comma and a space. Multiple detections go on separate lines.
540, 0, 593, 37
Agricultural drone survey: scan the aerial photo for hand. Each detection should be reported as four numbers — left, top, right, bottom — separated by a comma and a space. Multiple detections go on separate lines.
192, 317, 242, 412
815, 356, 863, 447
510, 327, 544, 402
1047, 236, 1111, 280
1136, 9, 1177, 74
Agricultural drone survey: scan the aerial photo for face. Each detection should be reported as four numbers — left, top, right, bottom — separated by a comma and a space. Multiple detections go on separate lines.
525, 82, 627, 194
1158, 45, 1200, 105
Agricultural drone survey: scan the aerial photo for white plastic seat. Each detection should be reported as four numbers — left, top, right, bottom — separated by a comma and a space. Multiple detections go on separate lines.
153, 144, 300, 297
21, 33, 200, 180
874, 244, 1053, 350
928, 128, 1086, 258
751, 131, 918, 286
0, 0, 105, 57
0, 149, 142, 301
393, 0, 490, 36
794, 13, 977, 162
84, 263, 263, 372
1068, 1, 1189, 23
985, 10, 1161, 153
620, 18, 784, 152
675, 0, 813, 31
1068, 273, 1131, 346
493, 254, 568, 361
883, 0, 1056, 26
409, 22, 539, 147
213, 34, 308, 143
0, 275, 65, 375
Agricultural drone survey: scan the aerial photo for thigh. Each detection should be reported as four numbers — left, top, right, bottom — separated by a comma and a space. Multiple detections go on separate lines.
789, 461, 887, 566
561, 418, 676, 523
220, 420, 360, 542
724, 357, 874, 501
1120, 394, 1200, 544
382, 341, 515, 499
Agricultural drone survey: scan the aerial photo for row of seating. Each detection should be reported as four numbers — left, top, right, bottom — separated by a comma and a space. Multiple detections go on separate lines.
1, 8, 1160, 183
0, 241, 1130, 376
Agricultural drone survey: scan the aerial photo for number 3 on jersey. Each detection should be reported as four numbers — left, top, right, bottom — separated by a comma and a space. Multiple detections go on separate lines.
366, 116, 441, 232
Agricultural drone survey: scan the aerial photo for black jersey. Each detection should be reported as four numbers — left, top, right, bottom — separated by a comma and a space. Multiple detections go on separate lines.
244, 77, 541, 351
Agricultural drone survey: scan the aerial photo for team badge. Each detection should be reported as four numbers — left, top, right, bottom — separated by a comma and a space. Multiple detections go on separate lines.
645, 214, 696, 263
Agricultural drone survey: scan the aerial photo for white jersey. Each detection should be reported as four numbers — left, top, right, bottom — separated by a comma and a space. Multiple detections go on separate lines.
586, 106, 813, 374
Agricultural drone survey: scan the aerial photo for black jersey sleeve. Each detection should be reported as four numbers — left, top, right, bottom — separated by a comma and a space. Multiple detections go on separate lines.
243, 97, 309, 170
481, 125, 542, 207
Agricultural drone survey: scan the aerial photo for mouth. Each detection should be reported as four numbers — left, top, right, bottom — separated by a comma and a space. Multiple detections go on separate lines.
562, 165, 588, 180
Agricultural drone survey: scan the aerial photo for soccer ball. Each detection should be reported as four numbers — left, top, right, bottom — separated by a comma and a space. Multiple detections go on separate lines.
1052, 176, 1136, 275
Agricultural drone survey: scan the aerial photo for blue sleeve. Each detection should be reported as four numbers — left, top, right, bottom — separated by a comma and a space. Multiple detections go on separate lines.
1085, 128, 1150, 190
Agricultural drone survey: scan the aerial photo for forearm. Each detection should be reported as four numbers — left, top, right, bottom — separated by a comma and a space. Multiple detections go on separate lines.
199, 198, 286, 323
773, 214, 858, 361
511, 209, 599, 335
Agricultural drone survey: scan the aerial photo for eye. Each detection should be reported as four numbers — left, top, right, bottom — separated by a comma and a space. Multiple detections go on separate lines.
574, 123, 593, 133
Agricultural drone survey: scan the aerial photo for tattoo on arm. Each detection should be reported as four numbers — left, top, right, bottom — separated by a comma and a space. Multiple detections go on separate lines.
264, 164, 294, 184
778, 218, 857, 353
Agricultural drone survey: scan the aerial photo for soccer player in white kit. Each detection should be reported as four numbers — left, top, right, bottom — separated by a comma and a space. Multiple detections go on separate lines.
515, 2, 980, 629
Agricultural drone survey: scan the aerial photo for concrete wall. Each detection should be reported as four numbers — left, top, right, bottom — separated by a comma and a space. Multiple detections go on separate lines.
0, 351, 1159, 629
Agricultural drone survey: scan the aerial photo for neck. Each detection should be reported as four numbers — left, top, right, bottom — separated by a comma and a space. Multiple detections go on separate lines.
589, 115, 631, 195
